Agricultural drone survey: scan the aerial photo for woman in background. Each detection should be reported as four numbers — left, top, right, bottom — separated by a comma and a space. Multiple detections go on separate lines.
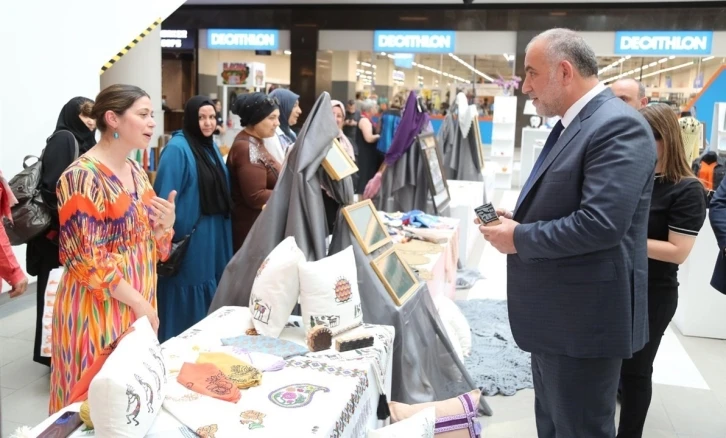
1, 169, 28, 298
154, 96, 233, 342
50, 84, 174, 413
324, 100, 357, 233
617, 103, 707, 438
355, 99, 380, 194
265, 88, 302, 158
27, 96, 96, 367
227, 93, 281, 251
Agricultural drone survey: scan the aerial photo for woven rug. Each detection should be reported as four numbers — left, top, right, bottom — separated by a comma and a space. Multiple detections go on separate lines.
456, 299, 533, 396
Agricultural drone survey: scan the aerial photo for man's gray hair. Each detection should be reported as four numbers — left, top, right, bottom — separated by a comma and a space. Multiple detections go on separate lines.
527, 28, 599, 78
360, 99, 377, 113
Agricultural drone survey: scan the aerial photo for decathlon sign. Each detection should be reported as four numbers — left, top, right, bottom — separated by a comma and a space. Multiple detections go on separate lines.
374, 30, 456, 53
615, 31, 713, 56
207, 29, 279, 50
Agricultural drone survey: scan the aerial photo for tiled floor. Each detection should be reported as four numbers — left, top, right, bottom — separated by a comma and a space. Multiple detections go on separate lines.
2, 189, 726, 437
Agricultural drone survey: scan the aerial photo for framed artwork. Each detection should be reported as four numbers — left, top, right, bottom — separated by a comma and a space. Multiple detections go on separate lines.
370, 247, 420, 306
322, 138, 358, 181
341, 199, 392, 255
470, 118, 485, 170
417, 133, 451, 214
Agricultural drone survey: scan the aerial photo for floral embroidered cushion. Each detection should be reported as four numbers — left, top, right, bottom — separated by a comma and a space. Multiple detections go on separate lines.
388, 390, 482, 438
249, 236, 306, 338
367, 406, 435, 438
299, 245, 363, 336
87, 317, 167, 438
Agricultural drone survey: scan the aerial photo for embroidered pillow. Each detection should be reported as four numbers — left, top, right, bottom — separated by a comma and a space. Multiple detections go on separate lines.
220, 334, 309, 359
388, 390, 482, 438
87, 317, 167, 438
249, 236, 306, 338
299, 245, 363, 336
368, 406, 435, 438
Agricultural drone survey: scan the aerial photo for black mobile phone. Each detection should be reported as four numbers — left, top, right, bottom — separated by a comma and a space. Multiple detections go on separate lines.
474, 203, 501, 226
37, 411, 83, 438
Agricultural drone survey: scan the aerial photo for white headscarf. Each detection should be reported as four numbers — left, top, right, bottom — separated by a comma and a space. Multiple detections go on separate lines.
456, 92, 475, 138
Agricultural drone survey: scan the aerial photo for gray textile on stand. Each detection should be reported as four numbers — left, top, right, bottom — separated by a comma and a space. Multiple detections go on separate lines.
328, 215, 492, 415
456, 299, 533, 396
439, 112, 483, 182
209, 92, 351, 312
456, 268, 485, 289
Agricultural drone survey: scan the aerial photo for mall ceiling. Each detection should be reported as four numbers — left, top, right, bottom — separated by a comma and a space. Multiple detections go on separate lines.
185, 0, 712, 4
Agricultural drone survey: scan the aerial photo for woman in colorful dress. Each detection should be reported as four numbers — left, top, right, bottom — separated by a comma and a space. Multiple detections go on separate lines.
50, 84, 175, 414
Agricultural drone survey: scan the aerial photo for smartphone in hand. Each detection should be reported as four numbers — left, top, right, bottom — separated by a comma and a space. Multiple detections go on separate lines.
475, 203, 501, 226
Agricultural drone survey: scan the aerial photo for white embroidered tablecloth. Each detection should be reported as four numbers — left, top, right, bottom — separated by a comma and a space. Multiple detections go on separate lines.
29, 306, 394, 438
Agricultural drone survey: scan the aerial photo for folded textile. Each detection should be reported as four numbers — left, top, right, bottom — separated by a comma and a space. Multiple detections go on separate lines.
178, 362, 241, 403
196, 352, 263, 389
401, 210, 439, 228
212, 346, 286, 372
220, 335, 309, 359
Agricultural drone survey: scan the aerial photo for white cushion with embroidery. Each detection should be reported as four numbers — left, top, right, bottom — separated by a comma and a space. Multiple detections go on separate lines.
88, 317, 167, 438
249, 236, 306, 337
299, 245, 363, 336
368, 406, 435, 438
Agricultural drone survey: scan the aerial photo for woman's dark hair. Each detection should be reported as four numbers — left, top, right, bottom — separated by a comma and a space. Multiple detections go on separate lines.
91, 84, 150, 132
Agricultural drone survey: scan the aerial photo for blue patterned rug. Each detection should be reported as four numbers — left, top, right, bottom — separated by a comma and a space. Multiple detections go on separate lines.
456, 299, 533, 396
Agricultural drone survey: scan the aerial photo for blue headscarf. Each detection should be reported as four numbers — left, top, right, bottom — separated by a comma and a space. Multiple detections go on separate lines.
269, 88, 299, 140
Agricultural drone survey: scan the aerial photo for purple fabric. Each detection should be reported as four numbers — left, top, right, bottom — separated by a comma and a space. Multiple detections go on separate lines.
383, 92, 429, 166
433, 393, 481, 438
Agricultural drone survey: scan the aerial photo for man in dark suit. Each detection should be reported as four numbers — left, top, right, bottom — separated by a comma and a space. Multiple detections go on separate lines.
480, 28, 656, 437
709, 177, 726, 295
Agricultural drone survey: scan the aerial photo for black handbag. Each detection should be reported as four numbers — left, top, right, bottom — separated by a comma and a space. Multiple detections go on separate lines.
156, 216, 201, 277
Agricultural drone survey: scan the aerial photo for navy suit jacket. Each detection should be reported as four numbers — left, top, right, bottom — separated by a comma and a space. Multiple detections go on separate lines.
509, 88, 656, 360
709, 177, 726, 295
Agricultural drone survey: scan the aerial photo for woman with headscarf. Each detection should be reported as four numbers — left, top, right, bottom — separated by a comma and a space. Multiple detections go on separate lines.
227, 93, 281, 251
153, 96, 233, 342
323, 100, 358, 233
26, 96, 96, 367
264, 88, 303, 160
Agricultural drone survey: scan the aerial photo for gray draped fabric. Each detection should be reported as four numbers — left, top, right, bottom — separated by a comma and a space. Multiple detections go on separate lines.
209, 92, 350, 312
374, 124, 448, 216
440, 112, 483, 182
328, 214, 492, 415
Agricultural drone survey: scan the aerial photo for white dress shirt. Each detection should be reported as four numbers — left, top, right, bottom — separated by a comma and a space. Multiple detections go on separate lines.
561, 82, 606, 132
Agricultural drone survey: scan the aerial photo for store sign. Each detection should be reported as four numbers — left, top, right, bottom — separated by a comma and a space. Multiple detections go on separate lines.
373, 30, 455, 53
207, 29, 279, 50
393, 53, 414, 69
160, 29, 195, 50
615, 31, 713, 56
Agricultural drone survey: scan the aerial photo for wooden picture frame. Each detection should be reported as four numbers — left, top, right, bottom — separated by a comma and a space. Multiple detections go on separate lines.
370, 247, 420, 306
341, 199, 392, 255
470, 117, 485, 170
322, 138, 359, 181
417, 133, 451, 214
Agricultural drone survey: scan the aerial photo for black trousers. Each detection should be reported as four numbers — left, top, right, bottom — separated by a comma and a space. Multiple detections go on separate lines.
617, 286, 678, 438
33, 266, 53, 367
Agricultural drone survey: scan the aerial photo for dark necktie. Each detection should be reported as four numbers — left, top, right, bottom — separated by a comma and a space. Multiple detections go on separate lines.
521, 120, 565, 198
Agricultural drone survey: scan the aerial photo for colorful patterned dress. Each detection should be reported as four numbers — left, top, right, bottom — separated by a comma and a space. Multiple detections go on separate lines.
49, 156, 173, 414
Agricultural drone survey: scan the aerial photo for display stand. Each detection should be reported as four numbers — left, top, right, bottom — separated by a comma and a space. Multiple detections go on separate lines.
673, 215, 726, 339
711, 102, 726, 152
519, 127, 551, 188
448, 180, 485, 267
489, 96, 517, 189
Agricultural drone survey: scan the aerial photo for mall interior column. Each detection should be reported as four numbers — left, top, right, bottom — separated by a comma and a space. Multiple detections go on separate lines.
331, 51, 358, 102
404, 67, 419, 91
375, 56, 394, 102
290, 24, 318, 126
100, 26, 164, 147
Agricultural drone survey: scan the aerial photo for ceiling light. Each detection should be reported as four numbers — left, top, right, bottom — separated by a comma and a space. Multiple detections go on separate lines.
658, 58, 668, 64
703, 56, 715, 62
649, 62, 657, 67
669, 55, 675, 60
449, 53, 493, 81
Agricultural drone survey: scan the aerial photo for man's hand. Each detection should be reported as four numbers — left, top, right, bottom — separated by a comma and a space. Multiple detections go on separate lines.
479, 217, 519, 254
496, 208, 514, 220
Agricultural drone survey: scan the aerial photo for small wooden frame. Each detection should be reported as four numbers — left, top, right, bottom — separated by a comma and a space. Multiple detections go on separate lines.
322, 138, 359, 181
417, 133, 451, 214
341, 199, 392, 255
370, 247, 420, 306
471, 118, 485, 170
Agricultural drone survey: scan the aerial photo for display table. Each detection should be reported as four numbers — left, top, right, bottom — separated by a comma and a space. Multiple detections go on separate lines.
29, 307, 394, 438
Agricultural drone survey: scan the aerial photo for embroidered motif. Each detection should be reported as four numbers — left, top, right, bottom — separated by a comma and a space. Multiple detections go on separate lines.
179, 426, 199, 438
149, 348, 167, 383
286, 359, 366, 378
196, 424, 218, 438
168, 392, 202, 402
215, 308, 237, 319
269, 384, 330, 408
240, 410, 266, 430
206, 371, 235, 395
125, 384, 141, 426
312, 425, 319, 433
354, 303, 362, 318
145, 362, 162, 391
285, 320, 301, 328
134, 374, 154, 413
228, 364, 263, 388
423, 416, 435, 438
330, 374, 369, 437
256, 258, 269, 278
334, 277, 352, 304
349, 397, 373, 438
252, 296, 271, 325
310, 314, 340, 329
178, 328, 203, 339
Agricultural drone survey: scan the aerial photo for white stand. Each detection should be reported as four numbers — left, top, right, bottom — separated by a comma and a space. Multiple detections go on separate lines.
711, 102, 726, 152
519, 127, 551, 188
489, 96, 517, 190
448, 180, 485, 267
673, 215, 726, 339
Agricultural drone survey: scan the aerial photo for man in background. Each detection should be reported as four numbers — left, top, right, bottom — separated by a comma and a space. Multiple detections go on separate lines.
611, 78, 648, 110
